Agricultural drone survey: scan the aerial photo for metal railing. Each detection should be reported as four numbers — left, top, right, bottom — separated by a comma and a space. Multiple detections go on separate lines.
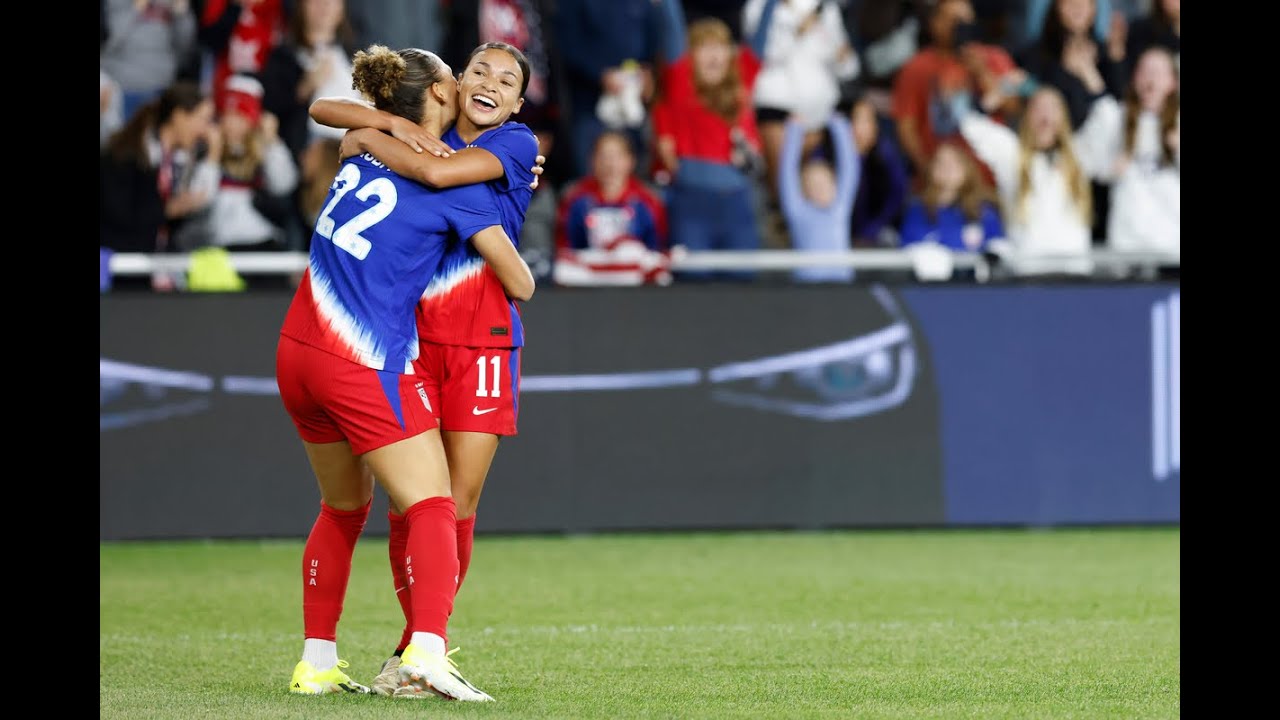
106, 248, 1179, 281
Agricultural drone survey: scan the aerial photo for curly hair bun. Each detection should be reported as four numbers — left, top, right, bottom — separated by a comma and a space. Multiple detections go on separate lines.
352, 45, 406, 104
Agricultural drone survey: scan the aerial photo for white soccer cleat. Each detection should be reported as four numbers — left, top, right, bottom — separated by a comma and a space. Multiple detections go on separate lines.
370, 655, 401, 697
395, 645, 494, 702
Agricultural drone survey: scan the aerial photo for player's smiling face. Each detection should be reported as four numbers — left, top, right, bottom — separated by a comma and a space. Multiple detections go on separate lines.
458, 49, 525, 128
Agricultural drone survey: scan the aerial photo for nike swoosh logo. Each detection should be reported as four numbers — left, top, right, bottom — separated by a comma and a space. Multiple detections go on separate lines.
472, 406, 498, 415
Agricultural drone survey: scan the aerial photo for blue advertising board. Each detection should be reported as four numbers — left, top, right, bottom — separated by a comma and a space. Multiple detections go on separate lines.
899, 286, 1180, 525
100, 283, 1179, 539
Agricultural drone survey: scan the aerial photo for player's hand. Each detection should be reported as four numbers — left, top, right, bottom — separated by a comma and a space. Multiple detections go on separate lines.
338, 128, 373, 161
390, 115, 453, 156
530, 154, 546, 190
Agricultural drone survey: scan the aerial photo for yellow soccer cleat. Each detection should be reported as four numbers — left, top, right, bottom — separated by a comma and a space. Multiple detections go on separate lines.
394, 645, 494, 702
288, 658, 371, 695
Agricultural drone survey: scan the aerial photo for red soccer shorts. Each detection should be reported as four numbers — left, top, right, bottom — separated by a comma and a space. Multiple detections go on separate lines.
413, 341, 520, 436
276, 335, 439, 455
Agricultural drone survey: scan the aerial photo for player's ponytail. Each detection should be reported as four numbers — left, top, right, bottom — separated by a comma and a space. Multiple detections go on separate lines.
352, 45, 448, 125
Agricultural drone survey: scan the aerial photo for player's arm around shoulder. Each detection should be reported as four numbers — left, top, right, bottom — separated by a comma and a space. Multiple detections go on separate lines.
311, 96, 454, 157
415, 145, 510, 188
336, 127, 506, 189
454, 122, 540, 191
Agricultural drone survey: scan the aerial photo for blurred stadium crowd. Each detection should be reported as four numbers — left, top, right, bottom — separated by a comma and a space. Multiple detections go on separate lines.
99, 0, 1179, 290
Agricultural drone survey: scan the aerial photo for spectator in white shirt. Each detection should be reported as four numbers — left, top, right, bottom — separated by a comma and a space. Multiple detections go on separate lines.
958, 87, 1104, 276
1077, 46, 1178, 261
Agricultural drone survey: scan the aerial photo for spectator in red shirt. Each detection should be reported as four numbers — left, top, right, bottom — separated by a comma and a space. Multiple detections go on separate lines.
196, 0, 287, 108
554, 131, 670, 286
891, 0, 1023, 181
652, 17, 764, 280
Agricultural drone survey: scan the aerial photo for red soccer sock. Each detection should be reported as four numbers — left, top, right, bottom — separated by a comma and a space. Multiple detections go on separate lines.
302, 500, 371, 641
387, 511, 414, 654
455, 515, 477, 595
403, 497, 459, 641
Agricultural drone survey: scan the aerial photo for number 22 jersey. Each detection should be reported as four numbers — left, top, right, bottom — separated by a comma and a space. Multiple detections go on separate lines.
281, 153, 502, 373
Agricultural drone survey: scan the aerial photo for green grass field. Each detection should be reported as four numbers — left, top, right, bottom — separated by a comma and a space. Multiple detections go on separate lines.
100, 528, 1179, 719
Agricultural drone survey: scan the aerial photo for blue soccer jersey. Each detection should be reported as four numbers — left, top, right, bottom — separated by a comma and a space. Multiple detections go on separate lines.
281, 153, 501, 373
417, 121, 538, 348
